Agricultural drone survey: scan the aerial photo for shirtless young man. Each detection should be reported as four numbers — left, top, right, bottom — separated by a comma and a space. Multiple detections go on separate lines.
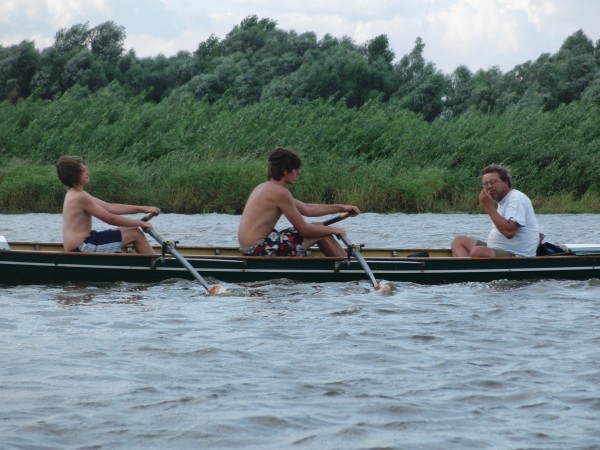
238, 147, 360, 257
56, 155, 160, 254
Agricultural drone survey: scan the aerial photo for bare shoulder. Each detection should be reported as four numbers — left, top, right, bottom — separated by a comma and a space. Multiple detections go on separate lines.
64, 189, 98, 212
251, 181, 292, 201
65, 188, 91, 203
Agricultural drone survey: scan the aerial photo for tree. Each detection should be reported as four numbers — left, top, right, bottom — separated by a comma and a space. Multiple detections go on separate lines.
553, 31, 596, 104
183, 73, 225, 103
391, 37, 446, 121
0, 41, 39, 102
443, 65, 473, 117
281, 38, 373, 107
166, 51, 198, 87
54, 23, 91, 53
89, 21, 126, 61
525, 54, 561, 110
195, 35, 222, 72
123, 55, 172, 102
464, 66, 504, 113
29, 47, 68, 99
556, 54, 596, 103
290, 31, 318, 57
62, 50, 107, 92
30, 22, 124, 98
581, 74, 600, 106
557, 29, 595, 58
222, 15, 277, 54
364, 35, 395, 66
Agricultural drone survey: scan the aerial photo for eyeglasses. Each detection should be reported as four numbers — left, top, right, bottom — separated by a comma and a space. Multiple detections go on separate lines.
482, 178, 500, 188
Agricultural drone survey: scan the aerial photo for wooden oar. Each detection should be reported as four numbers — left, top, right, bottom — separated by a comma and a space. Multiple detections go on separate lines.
141, 214, 225, 295
322, 212, 378, 289
326, 214, 395, 293
337, 233, 382, 291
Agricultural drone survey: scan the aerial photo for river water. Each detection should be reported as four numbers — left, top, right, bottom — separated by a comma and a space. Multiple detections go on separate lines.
1, 213, 599, 449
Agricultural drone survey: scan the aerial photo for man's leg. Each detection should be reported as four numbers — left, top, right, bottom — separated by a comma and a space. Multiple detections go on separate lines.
121, 227, 156, 254
451, 235, 478, 257
469, 246, 497, 257
314, 235, 346, 257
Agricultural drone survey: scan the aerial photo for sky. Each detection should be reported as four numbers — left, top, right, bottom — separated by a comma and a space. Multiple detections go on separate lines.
1, 0, 599, 74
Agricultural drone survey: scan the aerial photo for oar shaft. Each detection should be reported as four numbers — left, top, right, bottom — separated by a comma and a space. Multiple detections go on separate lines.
338, 234, 379, 290
147, 228, 212, 292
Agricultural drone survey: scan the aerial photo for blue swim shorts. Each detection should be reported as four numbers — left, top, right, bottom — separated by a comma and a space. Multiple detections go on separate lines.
78, 229, 123, 253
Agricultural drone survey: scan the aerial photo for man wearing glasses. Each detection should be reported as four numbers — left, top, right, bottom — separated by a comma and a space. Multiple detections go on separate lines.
451, 163, 540, 257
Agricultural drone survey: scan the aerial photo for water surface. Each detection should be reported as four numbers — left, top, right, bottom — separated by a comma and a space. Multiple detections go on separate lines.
1, 213, 599, 449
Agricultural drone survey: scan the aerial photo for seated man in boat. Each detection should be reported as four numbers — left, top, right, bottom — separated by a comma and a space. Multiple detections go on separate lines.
56, 155, 161, 254
238, 147, 360, 257
451, 163, 540, 257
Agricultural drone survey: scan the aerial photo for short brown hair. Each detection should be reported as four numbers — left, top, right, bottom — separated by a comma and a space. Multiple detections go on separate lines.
56, 155, 85, 187
481, 163, 512, 188
268, 147, 302, 181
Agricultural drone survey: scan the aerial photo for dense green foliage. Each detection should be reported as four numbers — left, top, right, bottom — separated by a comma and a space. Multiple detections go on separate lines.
0, 87, 599, 213
1, 18, 600, 119
1, 17, 599, 214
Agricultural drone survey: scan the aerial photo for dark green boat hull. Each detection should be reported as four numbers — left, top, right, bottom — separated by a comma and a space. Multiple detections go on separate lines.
2, 248, 600, 285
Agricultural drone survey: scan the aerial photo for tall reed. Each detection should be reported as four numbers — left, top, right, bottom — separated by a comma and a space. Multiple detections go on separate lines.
1, 89, 599, 213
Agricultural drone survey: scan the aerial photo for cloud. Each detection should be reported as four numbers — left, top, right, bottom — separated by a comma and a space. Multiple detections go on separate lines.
0, 0, 111, 48
0, 0, 110, 27
127, 27, 209, 57
419, 0, 566, 71
433, 2, 521, 55
0, 0, 42, 24
45, 0, 111, 28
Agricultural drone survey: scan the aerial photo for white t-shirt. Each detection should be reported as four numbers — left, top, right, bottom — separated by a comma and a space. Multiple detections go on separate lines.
487, 189, 540, 256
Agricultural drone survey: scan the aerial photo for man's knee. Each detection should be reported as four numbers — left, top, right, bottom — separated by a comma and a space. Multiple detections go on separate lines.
469, 246, 495, 257
121, 227, 146, 243
452, 235, 470, 247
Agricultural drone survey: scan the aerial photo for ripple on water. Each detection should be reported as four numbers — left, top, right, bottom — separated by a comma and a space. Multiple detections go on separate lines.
2, 213, 600, 449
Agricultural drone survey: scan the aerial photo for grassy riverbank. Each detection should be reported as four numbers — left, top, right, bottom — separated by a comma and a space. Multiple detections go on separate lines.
1, 89, 599, 214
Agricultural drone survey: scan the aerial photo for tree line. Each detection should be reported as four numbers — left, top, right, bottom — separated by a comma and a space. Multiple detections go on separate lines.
1, 16, 599, 121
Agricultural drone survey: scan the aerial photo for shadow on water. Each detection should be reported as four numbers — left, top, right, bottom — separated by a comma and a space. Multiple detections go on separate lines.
50, 278, 290, 305
51, 283, 184, 306
53, 282, 153, 305
44, 274, 600, 307
49, 276, 595, 305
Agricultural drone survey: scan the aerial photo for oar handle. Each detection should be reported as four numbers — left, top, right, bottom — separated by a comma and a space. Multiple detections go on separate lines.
323, 212, 354, 226
141, 212, 158, 222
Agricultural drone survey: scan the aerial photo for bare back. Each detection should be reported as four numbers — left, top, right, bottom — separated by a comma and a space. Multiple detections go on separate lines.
62, 188, 96, 251
238, 181, 291, 247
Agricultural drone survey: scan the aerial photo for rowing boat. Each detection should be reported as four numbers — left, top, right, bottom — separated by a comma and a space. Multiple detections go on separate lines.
2, 240, 600, 285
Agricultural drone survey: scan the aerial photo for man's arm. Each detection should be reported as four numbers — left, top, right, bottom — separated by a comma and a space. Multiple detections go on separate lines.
294, 199, 360, 218
95, 198, 160, 217
82, 193, 155, 230
278, 193, 346, 237
479, 190, 518, 238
